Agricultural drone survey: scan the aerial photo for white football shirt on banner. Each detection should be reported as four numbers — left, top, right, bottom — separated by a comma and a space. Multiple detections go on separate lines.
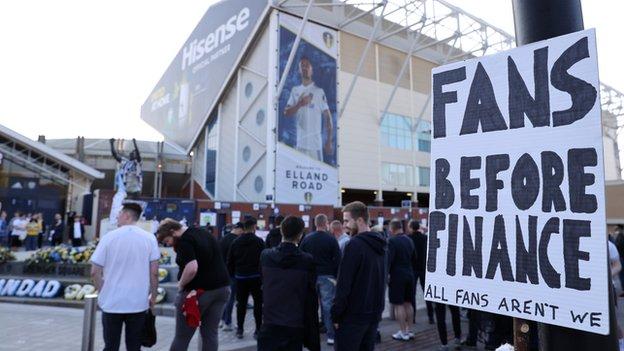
287, 82, 329, 155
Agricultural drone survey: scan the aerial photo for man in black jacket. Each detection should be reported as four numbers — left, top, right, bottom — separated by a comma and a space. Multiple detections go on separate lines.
265, 215, 284, 248
227, 217, 265, 339
300, 214, 341, 346
220, 222, 243, 331
258, 216, 320, 351
407, 219, 434, 324
331, 201, 387, 351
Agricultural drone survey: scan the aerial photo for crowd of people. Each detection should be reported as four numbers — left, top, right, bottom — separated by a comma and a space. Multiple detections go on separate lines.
88, 199, 524, 351
0, 210, 86, 250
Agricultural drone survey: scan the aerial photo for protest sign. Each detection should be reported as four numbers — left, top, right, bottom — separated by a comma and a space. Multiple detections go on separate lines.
426, 29, 608, 334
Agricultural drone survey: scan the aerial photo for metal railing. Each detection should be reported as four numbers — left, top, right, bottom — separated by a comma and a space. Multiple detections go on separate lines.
81, 294, 98, 351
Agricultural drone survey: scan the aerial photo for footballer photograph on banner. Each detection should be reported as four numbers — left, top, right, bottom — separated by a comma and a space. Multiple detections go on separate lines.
275, 12, 339, 206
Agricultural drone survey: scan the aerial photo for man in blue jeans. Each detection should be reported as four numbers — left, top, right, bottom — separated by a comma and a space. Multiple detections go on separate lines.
300, 214, 341, 346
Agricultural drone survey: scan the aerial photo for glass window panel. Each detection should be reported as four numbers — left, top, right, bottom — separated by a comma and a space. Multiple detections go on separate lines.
382, 162, 415, 186
418, 167, 430, 187
381, 113, 413, 150
416, 120, 432, 153
205, 117, 218, 196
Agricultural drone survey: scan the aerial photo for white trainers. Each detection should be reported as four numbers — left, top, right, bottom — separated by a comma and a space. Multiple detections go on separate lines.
327, 338, 335, 345
392, 331, 410, 341
406, 331, 415, 339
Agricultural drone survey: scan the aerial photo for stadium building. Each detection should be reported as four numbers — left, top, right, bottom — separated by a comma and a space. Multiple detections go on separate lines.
139, 0, 622, 215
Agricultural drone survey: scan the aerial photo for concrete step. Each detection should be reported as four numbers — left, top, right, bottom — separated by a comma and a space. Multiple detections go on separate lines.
159, 282, 178, 304
0, 274, 91, 285
159, 264, 178, 283
0, 296, 85, 309
0, 296, 177, 317
151, 302, 176, 317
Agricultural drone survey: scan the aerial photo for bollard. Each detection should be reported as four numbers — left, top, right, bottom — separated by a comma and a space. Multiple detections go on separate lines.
82, 294, 98, 351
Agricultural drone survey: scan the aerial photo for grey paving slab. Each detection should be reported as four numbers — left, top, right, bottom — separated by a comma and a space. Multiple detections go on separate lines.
2, 281, 623, 351
0, 302, 256, 351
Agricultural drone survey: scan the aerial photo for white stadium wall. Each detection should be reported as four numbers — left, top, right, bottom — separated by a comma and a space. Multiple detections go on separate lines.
603, 135, 621, 181
191, 131, 207, 195
337, 71, 380, 189
217, 76, 238, 201
215, 21, 271, 202
338, 32, 436, 197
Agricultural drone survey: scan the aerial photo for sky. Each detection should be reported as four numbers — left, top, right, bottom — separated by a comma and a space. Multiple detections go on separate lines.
0, 0, 621, 142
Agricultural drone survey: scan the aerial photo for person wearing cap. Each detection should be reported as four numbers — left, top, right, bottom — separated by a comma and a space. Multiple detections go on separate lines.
227, 217, 265, 339
90, 203, 160, 351
219, 222, 243, 331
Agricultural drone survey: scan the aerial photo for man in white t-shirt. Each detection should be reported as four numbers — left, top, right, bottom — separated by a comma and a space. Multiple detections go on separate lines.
284, 56, 334, 163
90, 203, 160, 351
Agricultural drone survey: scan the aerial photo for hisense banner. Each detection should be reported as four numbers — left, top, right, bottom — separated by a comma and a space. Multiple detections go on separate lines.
141, 0, 267, 150
275, 13, 339, 206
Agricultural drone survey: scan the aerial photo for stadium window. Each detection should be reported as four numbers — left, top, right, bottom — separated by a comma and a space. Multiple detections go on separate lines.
381, 113, 412, 150
205, 116, 218, 196
382, 162, 414, 187
416, 120, 431, 152
418, 166, 430, 187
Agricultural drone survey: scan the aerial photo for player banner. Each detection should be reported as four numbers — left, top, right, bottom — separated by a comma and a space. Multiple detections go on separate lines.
275, 13, 339, 205
425, 29, 608, 334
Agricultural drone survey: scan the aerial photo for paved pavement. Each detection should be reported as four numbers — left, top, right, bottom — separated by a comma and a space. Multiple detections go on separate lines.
3, 283, 624, 351
0, 301, 448, 351
0, 302, 256, 351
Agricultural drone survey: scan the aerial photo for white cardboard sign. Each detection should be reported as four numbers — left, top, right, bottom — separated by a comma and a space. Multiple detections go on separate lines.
426, 29, 608, 334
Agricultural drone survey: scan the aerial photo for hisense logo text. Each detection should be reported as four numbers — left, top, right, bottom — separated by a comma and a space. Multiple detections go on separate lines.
181, 7, 250, 71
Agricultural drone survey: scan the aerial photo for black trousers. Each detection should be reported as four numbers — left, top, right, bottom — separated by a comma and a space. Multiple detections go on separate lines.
257, 324, 304, 351
415, 270, 435, 321
434, 303, 461, 345
236, 277, 262, 332
51, 236, 63, 246
465, 309, 481, 344
101, 311, 146, 351
72, 238, 82, 247
335, 321, 378, 351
